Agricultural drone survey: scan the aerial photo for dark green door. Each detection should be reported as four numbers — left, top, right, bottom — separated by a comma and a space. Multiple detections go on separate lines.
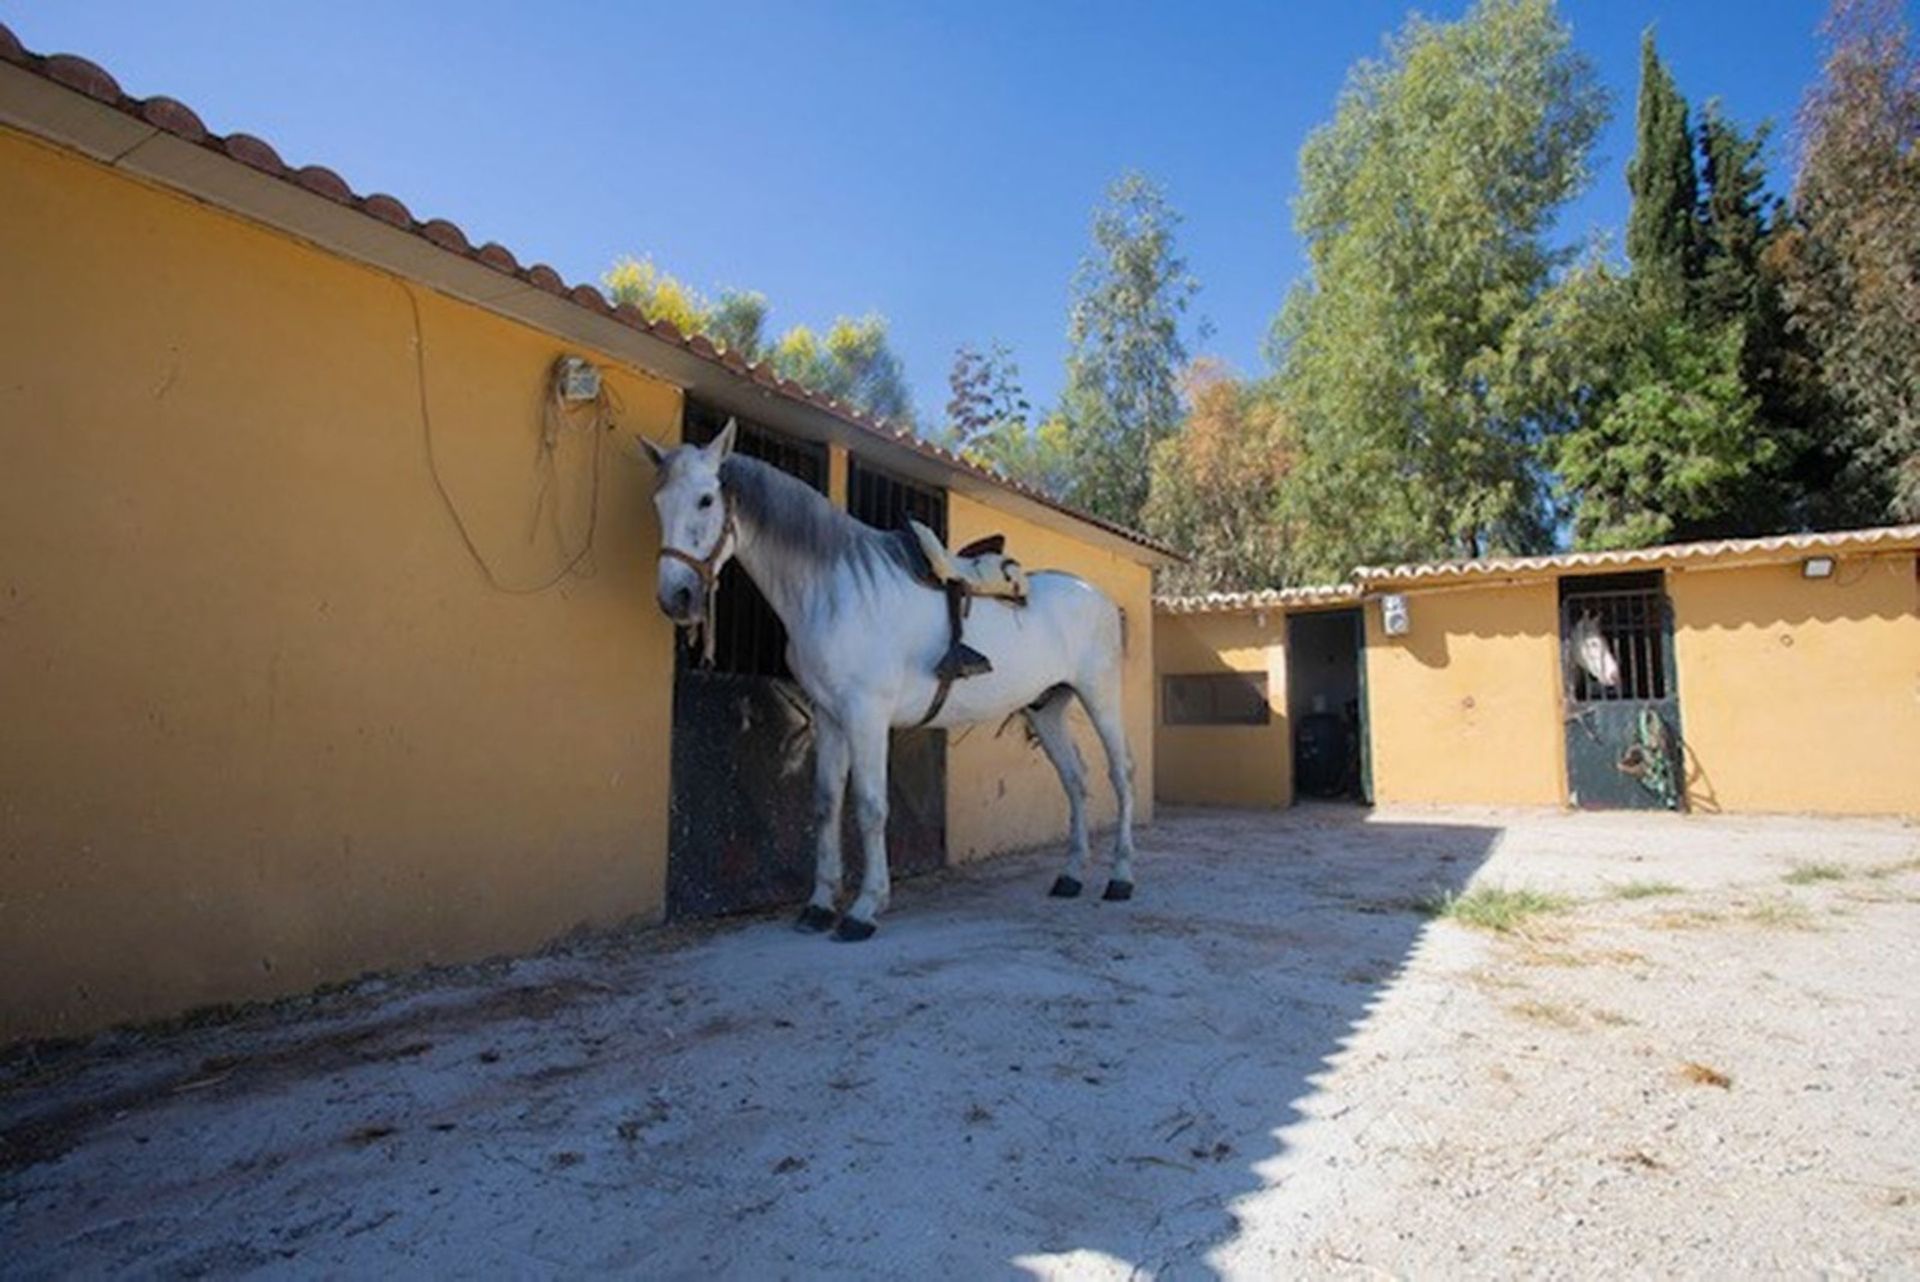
1559, 574, 1684, 811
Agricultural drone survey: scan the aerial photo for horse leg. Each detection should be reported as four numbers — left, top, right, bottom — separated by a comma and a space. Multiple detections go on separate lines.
833, 709, 891, 942
796, 711, 849, 932
1026, 688, 1090, 898
1077, 677, 1137, 901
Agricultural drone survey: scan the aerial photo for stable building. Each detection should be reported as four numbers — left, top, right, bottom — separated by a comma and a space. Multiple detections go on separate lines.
0, 31, 1175, 1043
1155, 527, 1920, 817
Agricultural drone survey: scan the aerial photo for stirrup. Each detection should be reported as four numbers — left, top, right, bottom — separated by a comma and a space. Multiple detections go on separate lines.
936, 643, 993, 682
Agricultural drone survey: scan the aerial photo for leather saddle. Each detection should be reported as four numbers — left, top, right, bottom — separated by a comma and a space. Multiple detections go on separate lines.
900, 520, 1029, 686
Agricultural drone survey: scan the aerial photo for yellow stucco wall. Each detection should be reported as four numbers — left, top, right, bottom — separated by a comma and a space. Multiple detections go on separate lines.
1363, 581, 1568, 807
0, 128, 683, 1041
943, 494, 1156, 863
1670, 555, 1920, 816
1152, 612, 1291, 807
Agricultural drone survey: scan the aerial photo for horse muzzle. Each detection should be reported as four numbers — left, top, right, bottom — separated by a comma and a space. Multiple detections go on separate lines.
657, 581, 703, 625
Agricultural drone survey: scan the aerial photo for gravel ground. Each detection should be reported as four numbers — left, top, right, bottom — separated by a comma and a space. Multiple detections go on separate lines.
3, 805, 1917, 1279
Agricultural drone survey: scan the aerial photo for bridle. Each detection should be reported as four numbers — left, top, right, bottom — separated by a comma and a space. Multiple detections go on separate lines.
657, 490, 736, 667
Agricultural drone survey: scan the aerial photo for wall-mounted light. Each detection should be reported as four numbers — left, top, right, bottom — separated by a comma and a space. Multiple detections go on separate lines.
1380, 593, 1410, 636
555, 354, 602, 402
1802, 556, 1835, 579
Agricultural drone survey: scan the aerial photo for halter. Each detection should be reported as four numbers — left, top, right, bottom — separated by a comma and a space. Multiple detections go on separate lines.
658, 492, 736, 667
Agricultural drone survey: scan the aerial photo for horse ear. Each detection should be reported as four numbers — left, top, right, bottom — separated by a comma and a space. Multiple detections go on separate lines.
710, 417, 739, 460
631, 435, 668, 468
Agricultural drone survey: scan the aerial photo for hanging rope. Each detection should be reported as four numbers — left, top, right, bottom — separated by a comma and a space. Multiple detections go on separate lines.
1616, 707, 1681, 810
401, 279, 619, 594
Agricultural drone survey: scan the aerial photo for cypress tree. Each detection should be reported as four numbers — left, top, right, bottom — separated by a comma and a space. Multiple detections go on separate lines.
1626, 30, 1701, 304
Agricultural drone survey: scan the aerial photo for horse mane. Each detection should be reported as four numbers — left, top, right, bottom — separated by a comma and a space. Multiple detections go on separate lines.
721, 453, 916, 581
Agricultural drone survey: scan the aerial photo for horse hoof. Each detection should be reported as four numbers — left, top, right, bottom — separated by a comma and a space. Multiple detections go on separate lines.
1102, 880, 1134, 902
1049, 875, 1083, 899
832, 917, 877, 943
795, 904, 837, 933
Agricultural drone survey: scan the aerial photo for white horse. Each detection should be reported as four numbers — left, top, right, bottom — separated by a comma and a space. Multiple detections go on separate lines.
637, 421, 1136, 940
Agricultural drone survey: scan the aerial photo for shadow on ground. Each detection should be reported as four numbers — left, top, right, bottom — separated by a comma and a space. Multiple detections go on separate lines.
1, 806, 1499, 1278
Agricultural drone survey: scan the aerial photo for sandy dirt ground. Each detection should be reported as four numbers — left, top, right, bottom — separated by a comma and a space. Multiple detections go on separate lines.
4, 805, 1918, 1279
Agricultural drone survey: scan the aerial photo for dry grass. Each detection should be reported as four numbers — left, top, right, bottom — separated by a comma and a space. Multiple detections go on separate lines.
1744, 897, 1818, 930
1678, 1061, 1733, 1089
1508, 999, 1582, 1029
1863, 857, 1920, 880
1424, 885, 1572, 933
1783, 863, 1847, 886
1649, 909, 1724, 930
1610, 879, 1684, 900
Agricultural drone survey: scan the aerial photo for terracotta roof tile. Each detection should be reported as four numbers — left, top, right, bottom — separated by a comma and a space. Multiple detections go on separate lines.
293, 164, 352, 203
476, 242, 521, 274
569, 283, 611, 313
139, 96, 207, 142
360, 193, 413, 228
0, 18, 1178, 559
1156, 583, 1360, 614
420, 218, 471, 254
221, 132, 285, 174
524, 263, 565, 294
1354, 524, 1920, 587
43, 53, 120, 102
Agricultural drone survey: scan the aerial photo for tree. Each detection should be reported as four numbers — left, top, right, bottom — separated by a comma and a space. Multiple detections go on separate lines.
1143, 362, 1305, 593
1780, 0, 1920, 520
603, 257, 916, 426
770, 314, 916, 427
707, 289, 770, 363
603, 256, 709, 336
1059, 172, 1201, 526
943, 342, 1031, 450
966, 413, 1078, 498
1626, 30, 1701, 306
1274, 0, 1607, 578
1507, 262, 1767, 548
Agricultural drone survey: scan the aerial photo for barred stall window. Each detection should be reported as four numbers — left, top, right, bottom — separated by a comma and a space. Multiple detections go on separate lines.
848, 457, 946, 540
1163, 672, 1271, 726
680, 401, 827, 677
1560, 571, 1671, 703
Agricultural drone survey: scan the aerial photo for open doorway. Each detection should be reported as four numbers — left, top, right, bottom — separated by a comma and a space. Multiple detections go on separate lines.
1287, 608, 1369, 803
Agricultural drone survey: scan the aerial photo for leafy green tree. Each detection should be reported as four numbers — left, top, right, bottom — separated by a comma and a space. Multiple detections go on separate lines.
943, 342, 1031, 450
770, 314, 915, 427
604, 256, 915, 426
1273, 0, 1606, 577
1507, 262, 1767, 547
1059, 172, 1201, 526
603, 256, 709, 335
966, 413, 1078, 498
1780, 0, 1920, 520
707, 289, 770, 363
1144, 362, 1305, 593
1626, 30, 1701, 306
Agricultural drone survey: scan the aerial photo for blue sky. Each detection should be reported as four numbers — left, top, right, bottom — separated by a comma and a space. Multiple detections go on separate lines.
4, 1, 1888, 425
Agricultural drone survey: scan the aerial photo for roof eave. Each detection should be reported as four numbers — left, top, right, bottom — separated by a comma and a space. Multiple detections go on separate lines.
0, 47, 1180, 568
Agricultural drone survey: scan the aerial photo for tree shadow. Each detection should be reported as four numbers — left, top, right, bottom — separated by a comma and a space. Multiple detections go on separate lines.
0, 807, 1502, 1279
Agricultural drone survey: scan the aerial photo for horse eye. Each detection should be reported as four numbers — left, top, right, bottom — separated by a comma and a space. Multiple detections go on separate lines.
698, 494, 715, 510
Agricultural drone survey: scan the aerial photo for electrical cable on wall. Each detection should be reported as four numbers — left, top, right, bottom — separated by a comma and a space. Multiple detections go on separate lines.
400, 280, 621, 594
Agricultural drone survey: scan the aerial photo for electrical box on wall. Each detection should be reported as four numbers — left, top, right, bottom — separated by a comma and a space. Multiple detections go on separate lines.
556, 355, 601, 402
1380, 593, 1410, 636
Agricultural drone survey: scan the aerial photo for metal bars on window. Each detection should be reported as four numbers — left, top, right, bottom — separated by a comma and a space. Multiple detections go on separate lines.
848, 458, 946, 540
1561, 586, 1670, 703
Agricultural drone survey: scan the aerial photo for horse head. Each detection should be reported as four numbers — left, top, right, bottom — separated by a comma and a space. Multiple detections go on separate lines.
633, 418, 738, 625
